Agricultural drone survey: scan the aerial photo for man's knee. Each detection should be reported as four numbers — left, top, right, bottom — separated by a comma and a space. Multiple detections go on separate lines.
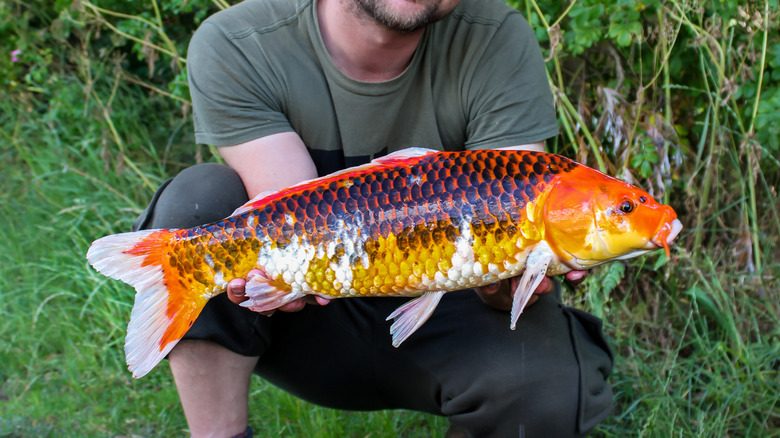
441, 298, 614, 437
444, 356, 585, 437
500, 311, 613, 437
134, 163, 248, 230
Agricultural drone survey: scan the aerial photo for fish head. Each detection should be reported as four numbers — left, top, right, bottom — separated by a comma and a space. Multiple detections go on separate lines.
542, 167, 683, 269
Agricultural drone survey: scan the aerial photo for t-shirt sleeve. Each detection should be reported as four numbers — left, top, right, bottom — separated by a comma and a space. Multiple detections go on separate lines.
463, 12, 558, 149
188, 21, 293, 146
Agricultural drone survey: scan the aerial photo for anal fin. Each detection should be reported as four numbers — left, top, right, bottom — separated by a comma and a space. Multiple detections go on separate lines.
386, 291, 445, 347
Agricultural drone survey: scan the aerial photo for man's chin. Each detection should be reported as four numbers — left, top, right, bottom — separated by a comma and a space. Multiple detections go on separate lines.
353, 0, 451, 33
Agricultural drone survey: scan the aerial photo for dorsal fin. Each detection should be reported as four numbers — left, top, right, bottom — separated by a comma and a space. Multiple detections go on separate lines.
228, 147, 439, 217
232, 190, 276, 216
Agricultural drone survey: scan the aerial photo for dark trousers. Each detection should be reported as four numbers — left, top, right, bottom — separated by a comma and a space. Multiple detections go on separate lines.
133, 163, 614, 437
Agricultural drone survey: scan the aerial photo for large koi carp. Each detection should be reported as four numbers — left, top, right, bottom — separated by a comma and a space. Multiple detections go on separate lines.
87, 148, 682, 378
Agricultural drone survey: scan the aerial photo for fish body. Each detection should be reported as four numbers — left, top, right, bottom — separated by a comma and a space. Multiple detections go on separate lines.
87, 148, 682, 378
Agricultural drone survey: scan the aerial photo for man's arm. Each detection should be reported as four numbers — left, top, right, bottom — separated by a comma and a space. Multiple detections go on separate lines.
218, 132, 318, 198
497, 142, 545, 152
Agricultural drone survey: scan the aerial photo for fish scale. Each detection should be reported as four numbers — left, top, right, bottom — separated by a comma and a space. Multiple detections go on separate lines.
87, 147, 681, 378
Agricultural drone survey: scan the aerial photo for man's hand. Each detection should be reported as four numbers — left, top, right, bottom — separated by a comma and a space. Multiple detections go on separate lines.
475, 270, 587, 311
226, 269, 331, 315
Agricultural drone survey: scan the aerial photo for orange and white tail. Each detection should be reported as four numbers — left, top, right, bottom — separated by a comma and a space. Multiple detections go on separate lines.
86, 229, 209, 378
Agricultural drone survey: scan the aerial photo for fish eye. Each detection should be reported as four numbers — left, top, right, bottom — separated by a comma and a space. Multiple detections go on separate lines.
619, 201, 634, 213
639, 196, 647, 203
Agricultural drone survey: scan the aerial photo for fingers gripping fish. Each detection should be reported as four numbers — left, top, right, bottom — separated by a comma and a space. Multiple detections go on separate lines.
87, 148, 683, 378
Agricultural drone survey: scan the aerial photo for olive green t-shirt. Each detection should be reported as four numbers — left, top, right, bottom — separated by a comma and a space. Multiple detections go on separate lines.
188, 0, 558, 176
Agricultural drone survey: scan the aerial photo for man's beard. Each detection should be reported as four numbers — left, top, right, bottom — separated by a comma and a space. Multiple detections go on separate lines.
351, 0, 445, 33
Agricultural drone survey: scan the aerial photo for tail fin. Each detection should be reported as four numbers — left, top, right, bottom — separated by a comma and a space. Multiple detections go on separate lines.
87, 229, 209, 378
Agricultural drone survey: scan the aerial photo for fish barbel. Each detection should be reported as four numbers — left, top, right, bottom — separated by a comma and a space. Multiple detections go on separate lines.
87, 148, 682, 378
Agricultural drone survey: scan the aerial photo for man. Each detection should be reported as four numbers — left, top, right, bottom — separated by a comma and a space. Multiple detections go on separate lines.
134, 0, 615, 436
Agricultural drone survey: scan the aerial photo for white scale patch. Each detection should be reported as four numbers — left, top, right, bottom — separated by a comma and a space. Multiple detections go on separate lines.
256, 233, 316, 295
447, 218, 479, 288
200, 251, 231, 298
204, 253, 215, 269
328, 219, 362, 295
202, 270, 229, 299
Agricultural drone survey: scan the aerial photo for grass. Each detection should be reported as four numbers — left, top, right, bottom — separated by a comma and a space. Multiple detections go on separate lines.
2, 0, 779, 436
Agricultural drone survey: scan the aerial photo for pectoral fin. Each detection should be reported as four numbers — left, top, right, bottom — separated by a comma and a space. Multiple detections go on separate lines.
386, 291, 445, 347
510, 251, 554, 330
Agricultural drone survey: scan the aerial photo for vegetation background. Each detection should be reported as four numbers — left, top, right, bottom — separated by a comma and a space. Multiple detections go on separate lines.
1, 0, 778, 436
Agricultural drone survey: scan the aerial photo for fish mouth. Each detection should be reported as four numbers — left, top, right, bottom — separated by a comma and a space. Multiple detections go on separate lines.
651, 219, 683, 258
